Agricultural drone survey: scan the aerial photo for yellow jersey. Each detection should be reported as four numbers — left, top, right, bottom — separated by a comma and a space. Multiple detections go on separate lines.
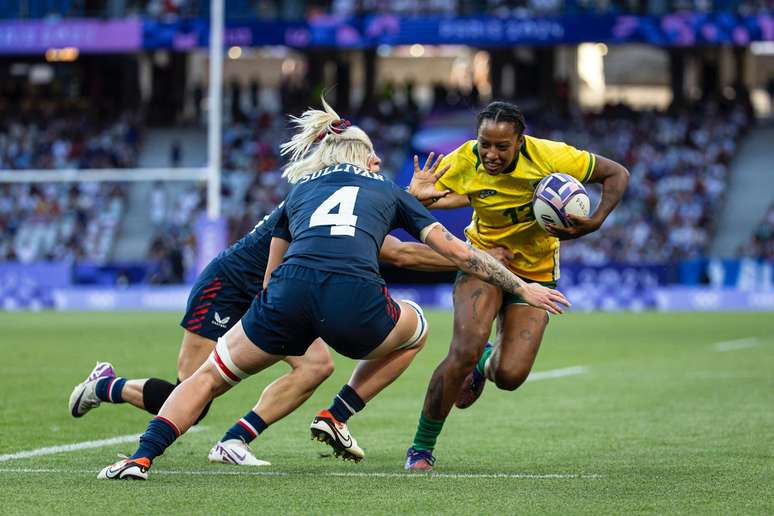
435, 136, 595, 282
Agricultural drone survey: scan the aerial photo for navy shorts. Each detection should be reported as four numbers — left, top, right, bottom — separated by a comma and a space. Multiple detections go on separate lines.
180, 260, 256, 341
241, 264, 401, 359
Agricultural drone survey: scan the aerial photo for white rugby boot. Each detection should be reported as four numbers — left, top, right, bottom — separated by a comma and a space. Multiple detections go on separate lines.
68, 361, 116, 418
208, 439, 271, 466
97, 457, 152, 480
310, 409, 365, 462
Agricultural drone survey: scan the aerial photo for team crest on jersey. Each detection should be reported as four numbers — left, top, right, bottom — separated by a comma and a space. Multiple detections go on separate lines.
479, 189, 497, 199
212, 312, 231, 328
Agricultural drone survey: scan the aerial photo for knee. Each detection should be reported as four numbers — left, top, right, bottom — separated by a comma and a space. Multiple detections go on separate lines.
290, 351, 335, 385
448, 341, 483, 372
195, 363, 232, 397
309, 357, 335, 383
200, 367, 223, 393
492, 366, 530, 391
454, 324, 491, 352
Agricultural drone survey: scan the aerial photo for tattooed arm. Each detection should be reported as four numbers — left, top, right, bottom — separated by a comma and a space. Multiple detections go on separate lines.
379, 235, 456, 271
546, 154, 629, 240
421, 224, 570, 314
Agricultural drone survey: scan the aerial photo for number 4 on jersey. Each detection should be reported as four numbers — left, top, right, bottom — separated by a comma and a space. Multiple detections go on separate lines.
310, 186, 360, 236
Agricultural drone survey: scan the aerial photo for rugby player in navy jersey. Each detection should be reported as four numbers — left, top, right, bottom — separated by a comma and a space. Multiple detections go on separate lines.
98, 99, 568, 480
68, 175, 468, 466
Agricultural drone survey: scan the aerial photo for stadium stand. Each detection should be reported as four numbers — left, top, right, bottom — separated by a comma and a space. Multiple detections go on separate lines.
0, 88, 755, 276
0, 110, 141, 263
553, 100, 752, 263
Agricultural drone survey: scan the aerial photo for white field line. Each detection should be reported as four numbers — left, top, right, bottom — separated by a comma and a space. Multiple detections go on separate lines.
0, 366, 587, 465
713, 337, 760, 352
0, 467, 602, 480
527, 365, 588, 381
0, 427, 204, 463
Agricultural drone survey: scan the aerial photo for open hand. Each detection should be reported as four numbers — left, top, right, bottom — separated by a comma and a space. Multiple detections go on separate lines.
407, 152, 451, 203
519, 283, 570, 315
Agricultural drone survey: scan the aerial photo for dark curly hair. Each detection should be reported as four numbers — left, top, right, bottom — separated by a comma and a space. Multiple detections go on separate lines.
476, 101, 526, 135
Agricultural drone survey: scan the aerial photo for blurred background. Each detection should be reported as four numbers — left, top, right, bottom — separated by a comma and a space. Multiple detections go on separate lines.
0, 0, 772, 312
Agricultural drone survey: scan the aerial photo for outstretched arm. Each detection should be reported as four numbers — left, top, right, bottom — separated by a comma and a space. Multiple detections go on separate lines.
420, 192, 470, 209
379, 235, 515, 272
379, 235, 456, 272
263, 237, 290, 289
421, 224, 570, 314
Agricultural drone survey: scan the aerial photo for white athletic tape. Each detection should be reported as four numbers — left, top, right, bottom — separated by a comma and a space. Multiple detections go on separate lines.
208, 338, 249, 385
398, 300, 427, 350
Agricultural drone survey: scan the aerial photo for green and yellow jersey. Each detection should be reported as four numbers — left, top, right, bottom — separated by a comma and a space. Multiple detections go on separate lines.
436, 136, 595, 282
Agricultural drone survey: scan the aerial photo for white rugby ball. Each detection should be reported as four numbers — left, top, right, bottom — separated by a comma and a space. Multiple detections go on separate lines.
532, 173, 590, 232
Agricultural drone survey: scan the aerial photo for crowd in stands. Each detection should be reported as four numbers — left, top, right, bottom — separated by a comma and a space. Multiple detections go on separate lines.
0, 112, 141, 264
1, 84, 766, 285
0, 183, 128, 264
0, 113, 140, 170
541, 100, 752, 263
196, 92, 754, 272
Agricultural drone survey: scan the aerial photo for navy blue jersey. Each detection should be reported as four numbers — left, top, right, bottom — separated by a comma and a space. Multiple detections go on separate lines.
272, 163, 437, 284
215, 204, 283, 296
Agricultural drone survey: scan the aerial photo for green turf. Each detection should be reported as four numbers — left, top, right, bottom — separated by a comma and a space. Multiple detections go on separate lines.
1, 311, 773, 515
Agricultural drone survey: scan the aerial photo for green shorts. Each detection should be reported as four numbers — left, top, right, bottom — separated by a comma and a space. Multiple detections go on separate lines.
455, 272, 557, 306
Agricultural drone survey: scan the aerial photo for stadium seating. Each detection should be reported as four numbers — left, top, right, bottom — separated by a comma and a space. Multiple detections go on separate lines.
553, 101, 752, 263
0, 111, 140, 263
0, 93, 759, 276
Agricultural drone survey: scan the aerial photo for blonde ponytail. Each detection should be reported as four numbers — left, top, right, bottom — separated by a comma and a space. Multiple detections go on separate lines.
280, 97, 375, 183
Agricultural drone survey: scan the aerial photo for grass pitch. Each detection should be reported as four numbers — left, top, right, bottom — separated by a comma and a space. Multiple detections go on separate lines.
1, 310, 772, 515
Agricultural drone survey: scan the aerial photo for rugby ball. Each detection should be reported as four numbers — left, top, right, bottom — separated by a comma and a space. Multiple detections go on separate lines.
532, 173, 590, 232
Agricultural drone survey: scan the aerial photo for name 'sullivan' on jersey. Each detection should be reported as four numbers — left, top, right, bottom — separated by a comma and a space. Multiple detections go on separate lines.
297, 163, 385, 184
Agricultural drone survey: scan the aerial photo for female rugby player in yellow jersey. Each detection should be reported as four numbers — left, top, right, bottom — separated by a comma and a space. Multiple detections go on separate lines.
404, 101, 630, 471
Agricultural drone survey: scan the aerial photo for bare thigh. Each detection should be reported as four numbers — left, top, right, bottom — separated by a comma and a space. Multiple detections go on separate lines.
177, 330, 216, 381
219, 320, 285, 375
283, 338, 332, 370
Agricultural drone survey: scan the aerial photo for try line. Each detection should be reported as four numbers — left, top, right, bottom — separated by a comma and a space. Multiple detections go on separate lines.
0, 427, 204, 463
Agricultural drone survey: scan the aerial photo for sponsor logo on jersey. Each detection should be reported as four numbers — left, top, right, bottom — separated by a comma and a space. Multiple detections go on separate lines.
213, 312, 231, 328
479, 189, 497, 199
